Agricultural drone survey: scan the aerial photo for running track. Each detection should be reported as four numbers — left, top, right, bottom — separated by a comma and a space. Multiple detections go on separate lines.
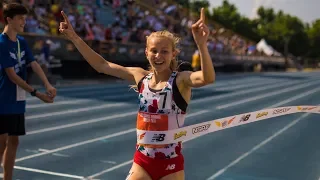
1, 71, 320, 180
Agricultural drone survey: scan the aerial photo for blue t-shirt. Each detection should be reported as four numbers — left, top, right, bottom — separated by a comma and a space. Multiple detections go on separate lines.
0, 33, 35, 114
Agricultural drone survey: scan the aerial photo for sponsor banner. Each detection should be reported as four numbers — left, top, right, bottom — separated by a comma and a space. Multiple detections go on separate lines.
136, 105, 320, 144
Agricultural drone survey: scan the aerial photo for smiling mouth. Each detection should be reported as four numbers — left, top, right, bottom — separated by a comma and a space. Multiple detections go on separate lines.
154, 61, 164, 65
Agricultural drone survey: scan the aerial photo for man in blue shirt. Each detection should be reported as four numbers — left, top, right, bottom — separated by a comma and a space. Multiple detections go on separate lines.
0, 3, 57, 179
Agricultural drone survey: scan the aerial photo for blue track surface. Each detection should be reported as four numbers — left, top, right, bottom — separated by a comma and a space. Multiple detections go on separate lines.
2, 71, 320, 180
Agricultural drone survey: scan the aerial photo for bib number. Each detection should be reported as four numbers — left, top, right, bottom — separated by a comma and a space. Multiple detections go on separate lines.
16, 85, 26, 101
157, 91, 171, 109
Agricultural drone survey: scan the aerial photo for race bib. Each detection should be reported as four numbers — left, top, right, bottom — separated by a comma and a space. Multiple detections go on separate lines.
157, 91, 172, 110
16, 85, 26, 101
137, 112, 169, 131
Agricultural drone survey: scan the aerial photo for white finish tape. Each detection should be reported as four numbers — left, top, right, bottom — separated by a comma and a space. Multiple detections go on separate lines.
136, 106, 320, 145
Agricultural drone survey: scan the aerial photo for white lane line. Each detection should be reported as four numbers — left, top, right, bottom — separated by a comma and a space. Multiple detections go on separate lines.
213, 79, 282, 91
27, 94, 133, 109
27, 80, 300, 135
26, 78, 278, 109
26, 83, 137, 102
16, 110, 209, 163
269, 87, 320, 108
26, 86, 118, 101
27, 111, 137, 135
38, 148, 50, 152
85, 86, 320, 179
201, 77, 273, 89
29, 76, 253, 102
24, 79, 319, 141
27, 76, 258, 99
206, 112, 313, 180
45, 83, 127, 92
87, 160, 133, 179
15, 129, 137, 162
27, 99, 96, 109
46, 76, 257, 93
192, 79, 311, 104
13, 166, 84, 179
25, 78, 303, 122
26, 102, 130, 120
25, 149, 39, 154
52, 153, 70, 157
26, 80, 293, 134
101, 160, 117, 165
216, 80, 319, 109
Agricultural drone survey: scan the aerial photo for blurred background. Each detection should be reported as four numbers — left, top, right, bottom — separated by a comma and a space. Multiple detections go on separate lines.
0, 0, 319, 83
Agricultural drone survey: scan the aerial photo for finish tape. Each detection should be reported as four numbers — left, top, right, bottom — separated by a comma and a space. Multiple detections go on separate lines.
136, 106, 320, 145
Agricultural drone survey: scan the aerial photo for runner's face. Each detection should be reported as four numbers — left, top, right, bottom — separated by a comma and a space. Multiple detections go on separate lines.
8, 15, 27, 33
146, 37, 176, 72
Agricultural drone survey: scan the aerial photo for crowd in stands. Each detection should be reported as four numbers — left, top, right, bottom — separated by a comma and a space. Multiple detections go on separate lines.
0, 0, 261, 56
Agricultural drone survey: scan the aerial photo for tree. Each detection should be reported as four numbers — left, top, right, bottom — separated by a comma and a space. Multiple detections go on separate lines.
307, 20, 320, 58
185, 0, 318, 59
189, 0, 210, 13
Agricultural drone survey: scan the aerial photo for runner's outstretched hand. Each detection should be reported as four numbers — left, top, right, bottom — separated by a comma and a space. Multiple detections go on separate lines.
59, 11, 76, 39
191, 8, 209, 46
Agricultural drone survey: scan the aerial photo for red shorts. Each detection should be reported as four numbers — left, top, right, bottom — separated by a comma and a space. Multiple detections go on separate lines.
133, 150, 184, 180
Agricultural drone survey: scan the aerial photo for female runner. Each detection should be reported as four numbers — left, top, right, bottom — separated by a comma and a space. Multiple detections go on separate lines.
59, 7, 215, 180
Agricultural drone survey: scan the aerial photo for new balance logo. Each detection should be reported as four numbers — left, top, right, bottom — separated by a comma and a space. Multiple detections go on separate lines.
151, 134, 165, 142
166, 164, 176, 170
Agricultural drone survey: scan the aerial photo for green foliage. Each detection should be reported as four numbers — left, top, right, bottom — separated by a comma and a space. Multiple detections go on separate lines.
306, 20, 320, 58
177, 0, 319, 58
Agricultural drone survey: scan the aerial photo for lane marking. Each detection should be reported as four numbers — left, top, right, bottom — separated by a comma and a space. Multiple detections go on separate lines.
27, 94, 133, 109
26, 78, 278, 108
29, 76, 253, 102
52, 153, 70, 157
192, 79, 313, 104
15, 129, 137, 162
38, 149, 50, 152
213, 79, 282, 91
101, 160, 117, 164
269, 87, 320, 108
87, 160, 133, 179
216, 80, 319, 109
26, 79, 305, 134
26, 78, 317, 122
13, 166, 84, 179
27, 111, 137, 135
206, 112, 313, 180
201, 78, 278, 90
26, 86, 126, 101
26, 103, 130, 120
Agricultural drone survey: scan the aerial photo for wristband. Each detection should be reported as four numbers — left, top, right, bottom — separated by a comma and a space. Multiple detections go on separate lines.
30, 89, 37, 96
